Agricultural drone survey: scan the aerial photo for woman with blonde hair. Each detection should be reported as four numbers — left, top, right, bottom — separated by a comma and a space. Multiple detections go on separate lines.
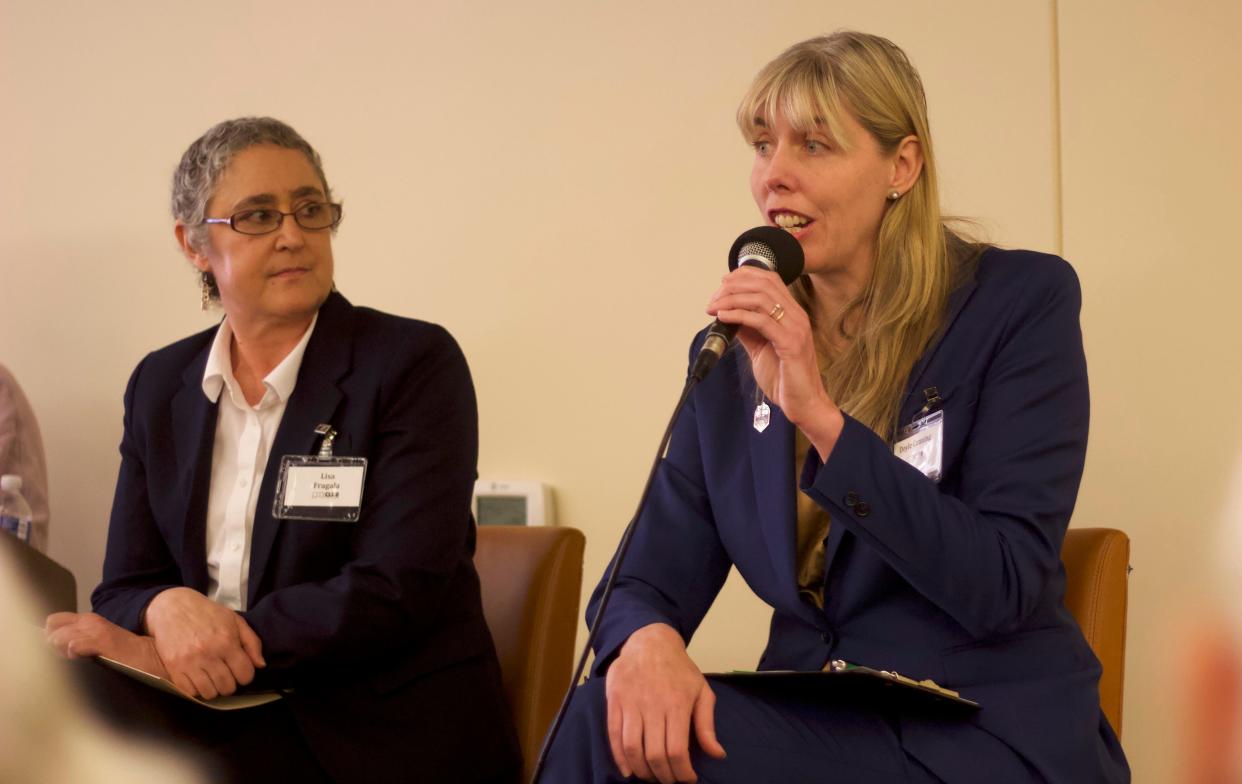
541, 32, 1130, 783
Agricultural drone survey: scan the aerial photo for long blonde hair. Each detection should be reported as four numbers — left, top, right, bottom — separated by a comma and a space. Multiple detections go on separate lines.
738, 32, 977, 439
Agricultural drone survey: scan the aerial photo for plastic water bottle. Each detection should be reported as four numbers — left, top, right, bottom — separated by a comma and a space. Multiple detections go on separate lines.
0, 474, 33, 543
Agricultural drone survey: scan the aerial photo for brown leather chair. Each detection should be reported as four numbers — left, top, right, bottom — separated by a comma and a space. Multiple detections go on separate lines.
475, 525, 585, 781
1061, 527, 1130, 737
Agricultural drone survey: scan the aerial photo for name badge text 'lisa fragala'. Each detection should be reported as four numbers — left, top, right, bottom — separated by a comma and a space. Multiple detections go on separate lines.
273, 455, 367, 522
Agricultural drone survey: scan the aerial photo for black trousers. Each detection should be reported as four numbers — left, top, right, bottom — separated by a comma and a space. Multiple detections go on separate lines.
68, 659, 333, 784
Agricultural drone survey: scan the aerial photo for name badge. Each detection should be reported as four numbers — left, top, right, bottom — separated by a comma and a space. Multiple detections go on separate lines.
272, 425, 367, 522
894, 410, 943, 482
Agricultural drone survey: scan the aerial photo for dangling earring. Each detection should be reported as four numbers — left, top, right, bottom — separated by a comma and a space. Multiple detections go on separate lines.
200, 271, 213, 311
888, 190, 901, 201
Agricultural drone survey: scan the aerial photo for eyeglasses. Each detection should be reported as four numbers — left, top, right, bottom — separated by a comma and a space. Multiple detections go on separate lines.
201, 202, 343, 236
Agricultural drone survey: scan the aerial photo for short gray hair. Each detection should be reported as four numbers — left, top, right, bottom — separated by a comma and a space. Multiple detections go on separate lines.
172, 117, 332, 254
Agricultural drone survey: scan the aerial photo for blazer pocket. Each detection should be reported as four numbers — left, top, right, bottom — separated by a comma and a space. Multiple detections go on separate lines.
897, 377, 979, 428
940, 626, 1092, 687
369, 647, 491, 696
282, 518, 357, 552
368, 615, 494, 696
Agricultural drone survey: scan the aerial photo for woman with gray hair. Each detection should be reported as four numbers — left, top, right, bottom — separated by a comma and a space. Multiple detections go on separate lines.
45, 117, 520, 783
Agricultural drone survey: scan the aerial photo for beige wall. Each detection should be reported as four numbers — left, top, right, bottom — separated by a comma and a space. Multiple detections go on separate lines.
0, 0, 1233, 777
1059, 1, 1242, 778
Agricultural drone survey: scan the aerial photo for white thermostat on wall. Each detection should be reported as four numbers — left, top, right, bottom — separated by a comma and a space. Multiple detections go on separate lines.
472, 480, 555, 526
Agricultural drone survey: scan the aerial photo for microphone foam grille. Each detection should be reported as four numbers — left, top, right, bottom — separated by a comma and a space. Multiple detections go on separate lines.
729, 225, 803, 283
737, 241, 777, 270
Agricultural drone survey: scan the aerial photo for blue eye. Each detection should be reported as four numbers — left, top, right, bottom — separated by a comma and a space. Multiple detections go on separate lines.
753, 140, 772, 155
806, 140, 827, 153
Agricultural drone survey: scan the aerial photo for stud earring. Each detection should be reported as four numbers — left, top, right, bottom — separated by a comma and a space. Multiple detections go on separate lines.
888, 190, 901, 201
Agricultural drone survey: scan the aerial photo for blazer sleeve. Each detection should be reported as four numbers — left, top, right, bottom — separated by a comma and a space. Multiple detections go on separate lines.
239, 325, 483, 673
800, 258, 1089, 639
91, 356, 186, 632
586, 341, 735, 676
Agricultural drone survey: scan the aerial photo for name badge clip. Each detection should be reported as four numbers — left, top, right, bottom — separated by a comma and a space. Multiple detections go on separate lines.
315, 423, 337, 458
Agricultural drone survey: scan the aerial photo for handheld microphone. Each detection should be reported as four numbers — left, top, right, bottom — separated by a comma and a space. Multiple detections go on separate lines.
690, 225, 805, 381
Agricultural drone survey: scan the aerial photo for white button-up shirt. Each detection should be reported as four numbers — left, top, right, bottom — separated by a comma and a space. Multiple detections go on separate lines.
200, 314, 317, 610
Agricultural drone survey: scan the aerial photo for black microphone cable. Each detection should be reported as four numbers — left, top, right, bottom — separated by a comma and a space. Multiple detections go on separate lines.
529, 372, 699, 783
529, 226, 801, 782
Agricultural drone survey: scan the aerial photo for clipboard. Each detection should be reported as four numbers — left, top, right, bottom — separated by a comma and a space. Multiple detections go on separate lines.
708, 659, 980, 715
96, 656, 283, 711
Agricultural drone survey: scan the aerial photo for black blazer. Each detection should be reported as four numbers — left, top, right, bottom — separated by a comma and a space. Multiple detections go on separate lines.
92, 292, 520, 783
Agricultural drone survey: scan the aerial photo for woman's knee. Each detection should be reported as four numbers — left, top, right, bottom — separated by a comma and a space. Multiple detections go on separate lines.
539, 678, 618, 783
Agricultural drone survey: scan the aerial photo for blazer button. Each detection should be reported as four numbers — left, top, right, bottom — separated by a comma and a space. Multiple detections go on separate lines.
854, 501, 871, 518
844, 491, 859, 507
820, 630, 835, 647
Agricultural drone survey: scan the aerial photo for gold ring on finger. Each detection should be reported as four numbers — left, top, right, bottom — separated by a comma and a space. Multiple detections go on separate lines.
769, 303, 785, 322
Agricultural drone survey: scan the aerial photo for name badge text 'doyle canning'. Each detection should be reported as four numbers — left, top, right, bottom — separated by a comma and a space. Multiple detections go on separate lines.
893, 388, 944, 482
273, 424, 367, 522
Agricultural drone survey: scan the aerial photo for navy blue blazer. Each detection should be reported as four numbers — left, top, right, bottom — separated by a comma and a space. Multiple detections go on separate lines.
586, 249, 1129, 783
91, 291, 519, 783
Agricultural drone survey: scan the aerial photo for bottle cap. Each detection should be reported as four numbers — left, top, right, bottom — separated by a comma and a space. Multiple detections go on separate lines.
0, 475, 22, 492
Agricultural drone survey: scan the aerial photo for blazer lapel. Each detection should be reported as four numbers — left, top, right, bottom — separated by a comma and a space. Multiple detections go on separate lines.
745, 397, 824, 626
170, 339, 218, 593
899, 270, 979, 425
247, 293, 353, 606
